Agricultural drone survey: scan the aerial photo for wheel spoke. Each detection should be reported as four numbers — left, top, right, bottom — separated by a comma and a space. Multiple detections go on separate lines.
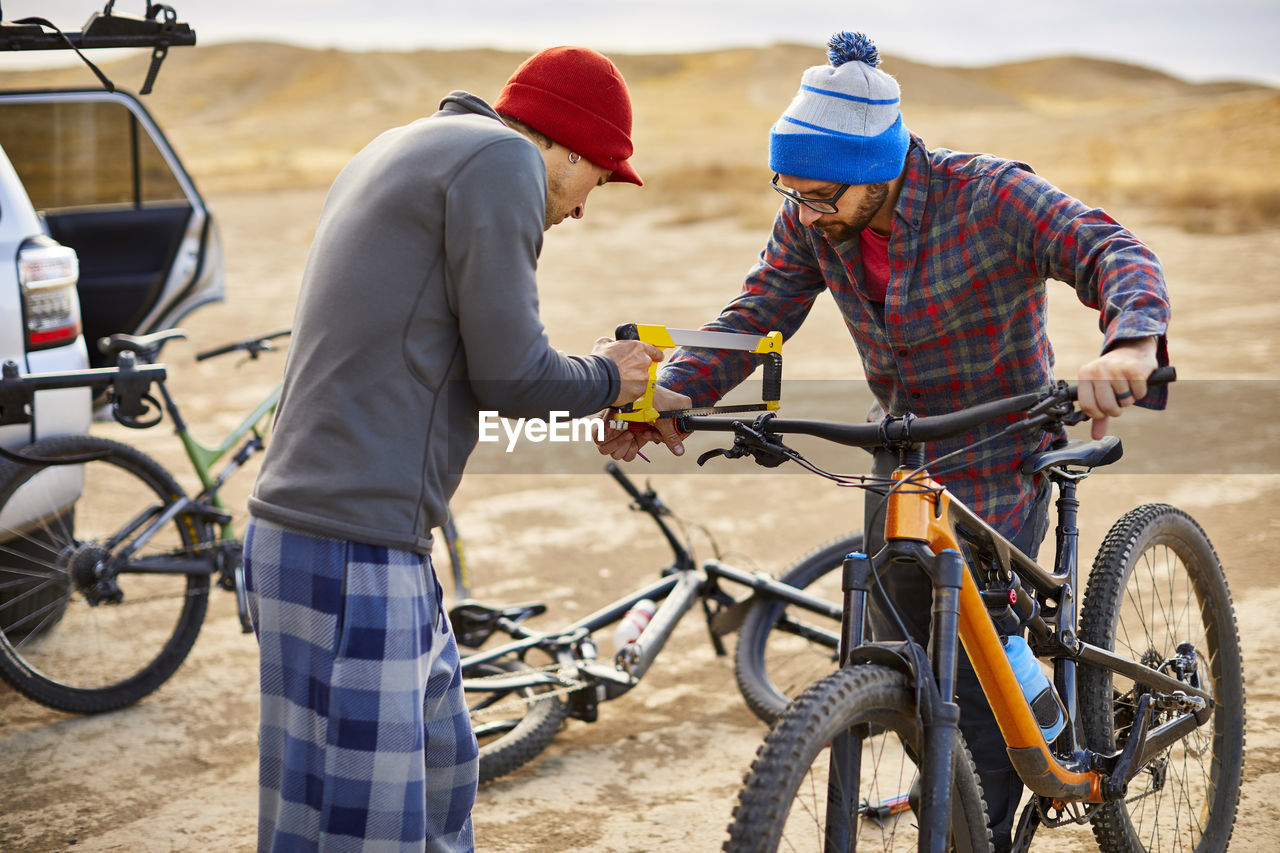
1079, 505, 1243, 853
725, 667, 989, 852
0, 438, 210, 712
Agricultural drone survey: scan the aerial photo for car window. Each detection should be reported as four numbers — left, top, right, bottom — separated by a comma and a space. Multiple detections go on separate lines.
0, 100, 186, 212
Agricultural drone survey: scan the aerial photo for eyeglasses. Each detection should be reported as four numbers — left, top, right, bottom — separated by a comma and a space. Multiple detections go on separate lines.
770, 173, 850, 215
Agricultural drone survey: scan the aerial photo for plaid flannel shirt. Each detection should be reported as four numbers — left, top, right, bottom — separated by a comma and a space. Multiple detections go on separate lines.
660, 136, 1170, 538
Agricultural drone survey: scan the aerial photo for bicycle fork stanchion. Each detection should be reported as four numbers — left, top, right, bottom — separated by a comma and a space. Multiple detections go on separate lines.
822, 551, 873, 850
916, 548, 965, 853
838, 552, 872, 669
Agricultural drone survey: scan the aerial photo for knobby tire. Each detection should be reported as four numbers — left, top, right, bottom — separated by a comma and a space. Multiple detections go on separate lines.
1078, 504, 1244, 853
466, 657, 568, 784
0, 435, 211, 712
725, 664, 991, 853
734, 532, 861, 723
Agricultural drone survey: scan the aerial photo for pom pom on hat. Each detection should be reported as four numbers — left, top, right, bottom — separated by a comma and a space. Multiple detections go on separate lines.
826, 32, 880, 67
769, 32, 908, 186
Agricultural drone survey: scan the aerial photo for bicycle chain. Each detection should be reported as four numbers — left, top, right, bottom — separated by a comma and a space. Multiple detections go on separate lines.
1033, 780, 1158, 829
101, 588, 209, 606
463, 661, 596, 721
1034, 797, 1095, 828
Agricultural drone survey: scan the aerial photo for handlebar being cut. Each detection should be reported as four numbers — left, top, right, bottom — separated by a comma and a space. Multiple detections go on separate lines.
678, 367, 1176, 452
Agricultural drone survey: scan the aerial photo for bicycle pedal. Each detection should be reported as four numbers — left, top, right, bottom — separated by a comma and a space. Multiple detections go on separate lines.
708, 598, 753, 636
578, 661, 638, 688
858, 791, 911, 824
192, 506, 233, 526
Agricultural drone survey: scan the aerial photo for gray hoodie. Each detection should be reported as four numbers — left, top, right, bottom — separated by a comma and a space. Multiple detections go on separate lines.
249, 93, 619, 553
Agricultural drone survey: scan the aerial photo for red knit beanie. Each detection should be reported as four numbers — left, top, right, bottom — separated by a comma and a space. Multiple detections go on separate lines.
494, 46, 642, 186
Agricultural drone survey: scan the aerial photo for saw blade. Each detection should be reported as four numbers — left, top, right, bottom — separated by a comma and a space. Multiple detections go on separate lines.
664, 328, 773, 351
658, 403, 769, 418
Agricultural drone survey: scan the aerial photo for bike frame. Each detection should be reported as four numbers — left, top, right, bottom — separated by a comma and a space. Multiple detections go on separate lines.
459, 464, 843, 713
108, 378, 280, 576
835, 459, 1215, 845
462, 559, 840, 694
162, 379, 282, 544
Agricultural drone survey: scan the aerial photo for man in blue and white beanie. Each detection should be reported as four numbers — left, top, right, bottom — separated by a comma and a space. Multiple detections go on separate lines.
769, 31, 909, 186
600, 33, 1173, 851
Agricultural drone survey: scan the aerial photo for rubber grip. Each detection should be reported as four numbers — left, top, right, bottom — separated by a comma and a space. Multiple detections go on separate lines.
761, 352, 782, 402
615, 323, 639, 341
605, 462, 645, 499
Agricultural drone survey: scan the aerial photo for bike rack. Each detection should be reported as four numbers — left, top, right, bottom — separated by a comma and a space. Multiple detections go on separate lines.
0, 353, 167, 431
2, 4, 197, 94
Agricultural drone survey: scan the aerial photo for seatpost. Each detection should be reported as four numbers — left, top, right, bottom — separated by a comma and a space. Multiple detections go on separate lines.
153, 377, 187, 433
1049, 474, 1081, 752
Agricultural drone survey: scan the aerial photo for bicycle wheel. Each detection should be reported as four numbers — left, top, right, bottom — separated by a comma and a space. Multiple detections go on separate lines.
735, 532, 861, 722
725, 665, 990, 852
1079, 504, 1245, 853
0, 435, 212, 713
465, 656, 568, 784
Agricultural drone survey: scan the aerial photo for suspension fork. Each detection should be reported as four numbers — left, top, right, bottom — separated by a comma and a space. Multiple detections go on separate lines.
917, 547, 964, 853
824, 550, 873, 850
824, 544, 963, 852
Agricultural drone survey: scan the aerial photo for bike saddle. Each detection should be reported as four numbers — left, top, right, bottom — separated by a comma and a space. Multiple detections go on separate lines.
449, 600, 547, 648
98, 328, 188, 359
1019, 435, 1122, 475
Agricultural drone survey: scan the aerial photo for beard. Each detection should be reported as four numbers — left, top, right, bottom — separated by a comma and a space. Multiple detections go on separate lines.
544, 173, 568, 230
815, 182, 889, 242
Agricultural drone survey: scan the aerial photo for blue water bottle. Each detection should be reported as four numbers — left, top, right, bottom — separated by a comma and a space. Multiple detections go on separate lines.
1002, 635, 1066, 742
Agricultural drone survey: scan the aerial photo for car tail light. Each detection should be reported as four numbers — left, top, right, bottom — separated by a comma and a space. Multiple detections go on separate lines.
17, 238, 82, 351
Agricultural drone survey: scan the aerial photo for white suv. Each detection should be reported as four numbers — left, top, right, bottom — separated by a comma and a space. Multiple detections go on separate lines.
0, 8, 219, 628
0, 59, 223, 447
0, 147, 90, 443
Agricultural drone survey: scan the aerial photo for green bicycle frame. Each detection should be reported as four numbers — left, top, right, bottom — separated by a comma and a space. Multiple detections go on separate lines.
164, 381, 281, 542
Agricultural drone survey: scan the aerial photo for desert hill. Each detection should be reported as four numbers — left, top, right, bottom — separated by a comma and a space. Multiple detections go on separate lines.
2, 41, 1276, 231
3, 39, 1280, 853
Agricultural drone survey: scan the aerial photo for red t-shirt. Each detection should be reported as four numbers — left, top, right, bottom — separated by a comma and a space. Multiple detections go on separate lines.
859, 227, 890, 303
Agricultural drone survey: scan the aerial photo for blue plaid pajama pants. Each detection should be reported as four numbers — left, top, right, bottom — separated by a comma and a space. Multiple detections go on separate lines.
245, 517, 478, 853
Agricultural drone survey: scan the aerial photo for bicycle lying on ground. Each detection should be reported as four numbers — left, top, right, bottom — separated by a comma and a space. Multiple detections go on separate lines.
679, 368, 1244, 853
0, 328, 288, 713
452, 461, 861, 784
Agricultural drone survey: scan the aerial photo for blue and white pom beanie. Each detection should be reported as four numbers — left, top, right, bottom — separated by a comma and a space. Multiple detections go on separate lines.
769, 32, 909, 185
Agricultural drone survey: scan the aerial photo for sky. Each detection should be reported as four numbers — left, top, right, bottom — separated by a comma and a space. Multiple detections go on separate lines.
1, 0, 1278, 86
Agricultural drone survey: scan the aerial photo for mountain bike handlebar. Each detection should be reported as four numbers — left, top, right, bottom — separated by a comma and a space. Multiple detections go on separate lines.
678, 367, 1175, 450
604, 461, 695, 570
194, 329, 292, 362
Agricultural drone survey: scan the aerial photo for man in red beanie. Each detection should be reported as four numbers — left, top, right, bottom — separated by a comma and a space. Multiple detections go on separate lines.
246, 46, 652, 852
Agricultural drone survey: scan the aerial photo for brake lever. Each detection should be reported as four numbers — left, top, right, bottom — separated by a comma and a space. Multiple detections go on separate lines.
694, 416, 792, 469
696, 447, 733, 466
1014, 381, 1080, 434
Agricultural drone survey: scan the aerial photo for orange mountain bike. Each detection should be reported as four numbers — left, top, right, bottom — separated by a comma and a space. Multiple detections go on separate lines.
683, 368, 1244, 853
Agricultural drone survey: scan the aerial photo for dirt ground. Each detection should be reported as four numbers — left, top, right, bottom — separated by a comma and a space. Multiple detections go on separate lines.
1, 185, 1278, 852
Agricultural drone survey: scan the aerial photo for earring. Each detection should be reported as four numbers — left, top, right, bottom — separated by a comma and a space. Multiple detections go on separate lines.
567, 152, 581, 164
